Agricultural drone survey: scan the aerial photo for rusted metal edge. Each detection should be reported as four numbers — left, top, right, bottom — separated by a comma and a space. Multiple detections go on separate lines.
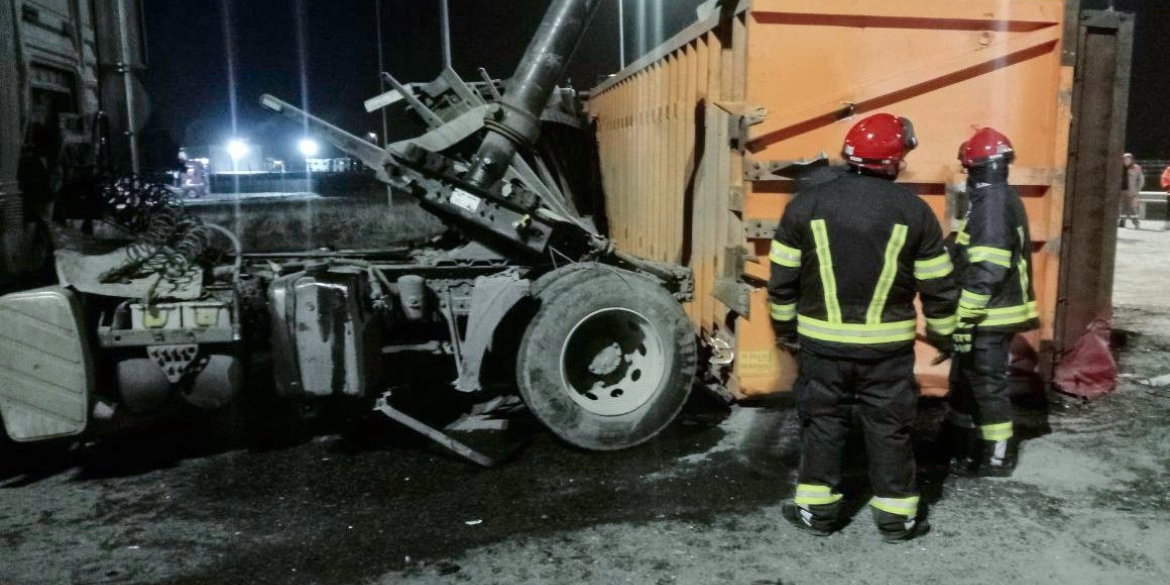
591, 0, 751, 95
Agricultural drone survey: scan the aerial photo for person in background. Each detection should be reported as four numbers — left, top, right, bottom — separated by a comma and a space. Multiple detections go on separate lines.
1160, 163, 1170, 231
1119, 153, 1144, 229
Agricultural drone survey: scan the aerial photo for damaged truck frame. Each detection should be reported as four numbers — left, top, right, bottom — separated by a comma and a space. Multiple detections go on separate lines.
0, 0, 700, 462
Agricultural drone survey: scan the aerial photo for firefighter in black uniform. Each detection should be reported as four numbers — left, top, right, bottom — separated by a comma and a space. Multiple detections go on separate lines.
948, 128, 1039, 477
770, 114, 958, 542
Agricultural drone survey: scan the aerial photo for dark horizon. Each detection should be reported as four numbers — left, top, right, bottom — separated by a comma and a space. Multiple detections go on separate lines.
140, 0, 1169, 166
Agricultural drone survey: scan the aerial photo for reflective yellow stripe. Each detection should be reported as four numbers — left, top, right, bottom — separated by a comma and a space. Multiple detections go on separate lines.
1017, 226, 1033, 303
927, 314, 957, 336
798, 316, 917, 345
870, 496, 920, 517
915, 252, 953, 280
981, 422, 1014, 441
795, 484, 843, 506
960, 290, 991, 308
955, 219, 971, 245
980, 302, 1040, 327
968, 246, 1013, 268
811, 220, 842, 323
867, 224, 908, 325
770, 302, 797, 322
769, 241, 802, 268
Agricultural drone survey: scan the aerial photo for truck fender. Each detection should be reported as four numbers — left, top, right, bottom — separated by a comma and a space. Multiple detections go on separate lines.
453, 272, 532, 393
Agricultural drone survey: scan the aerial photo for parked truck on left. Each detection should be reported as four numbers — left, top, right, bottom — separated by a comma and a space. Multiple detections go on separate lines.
0, 0, 700, 464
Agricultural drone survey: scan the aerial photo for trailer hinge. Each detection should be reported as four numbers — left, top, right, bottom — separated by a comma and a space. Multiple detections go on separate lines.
716, 102, 767, 151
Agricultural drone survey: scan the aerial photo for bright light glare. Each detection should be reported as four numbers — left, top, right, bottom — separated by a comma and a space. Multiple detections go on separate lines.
227, 139, 249, 160
298, 138, 320, 157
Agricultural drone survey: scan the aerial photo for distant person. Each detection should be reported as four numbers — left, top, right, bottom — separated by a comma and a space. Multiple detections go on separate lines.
1161, 163, 1170, 231
1119, 153, 1144, 229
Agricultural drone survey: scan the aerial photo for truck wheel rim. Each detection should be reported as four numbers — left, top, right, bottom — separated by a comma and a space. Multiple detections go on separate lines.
559, 308, 666, 416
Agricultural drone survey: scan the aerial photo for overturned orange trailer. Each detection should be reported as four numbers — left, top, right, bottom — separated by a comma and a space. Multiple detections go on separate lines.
588, 0, 1132, 398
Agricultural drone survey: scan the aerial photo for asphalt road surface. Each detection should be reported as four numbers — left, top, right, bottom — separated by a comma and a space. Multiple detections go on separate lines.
2, 228, 1169, 585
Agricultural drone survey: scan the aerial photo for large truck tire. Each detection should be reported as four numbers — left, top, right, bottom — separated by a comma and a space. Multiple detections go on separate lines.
518, 268, 696, 451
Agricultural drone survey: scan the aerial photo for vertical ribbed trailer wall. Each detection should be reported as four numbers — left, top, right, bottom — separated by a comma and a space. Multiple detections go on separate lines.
590, 0, 1070, 398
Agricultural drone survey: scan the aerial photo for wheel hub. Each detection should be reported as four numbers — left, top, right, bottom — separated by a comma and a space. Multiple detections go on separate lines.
587, 343, 623, 376
560, 308, 666, 417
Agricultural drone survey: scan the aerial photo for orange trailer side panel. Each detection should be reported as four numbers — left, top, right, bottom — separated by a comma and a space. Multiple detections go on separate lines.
589, 0, 1070, 399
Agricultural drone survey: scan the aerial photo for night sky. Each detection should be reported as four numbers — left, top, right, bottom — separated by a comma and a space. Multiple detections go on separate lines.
140, 0, 1168, 166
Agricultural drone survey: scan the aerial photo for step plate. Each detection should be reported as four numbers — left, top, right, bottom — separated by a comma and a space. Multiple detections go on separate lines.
0, 287, 93, 441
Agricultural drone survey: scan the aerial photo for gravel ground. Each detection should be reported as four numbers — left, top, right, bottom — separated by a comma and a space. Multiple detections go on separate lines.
1, 227, 1169, 585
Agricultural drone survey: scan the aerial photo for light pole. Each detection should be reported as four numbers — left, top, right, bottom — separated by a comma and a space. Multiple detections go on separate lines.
618, 0, 625, 68
440, 0, 452, 70
375, 0, 388, 146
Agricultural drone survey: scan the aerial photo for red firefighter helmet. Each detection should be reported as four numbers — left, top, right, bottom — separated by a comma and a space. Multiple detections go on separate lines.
959, 127, 1015, 168
842, 113, 919, 173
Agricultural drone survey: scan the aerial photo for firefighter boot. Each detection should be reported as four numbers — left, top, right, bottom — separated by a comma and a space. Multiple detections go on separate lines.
979, 439, 1018, 477
948, 426, 982, 477
781, 500, 840, 537
872, 507, 931, 543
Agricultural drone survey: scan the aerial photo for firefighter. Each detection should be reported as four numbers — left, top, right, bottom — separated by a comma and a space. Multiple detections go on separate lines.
770, 113, 958, 542
946, 128, 1039, 478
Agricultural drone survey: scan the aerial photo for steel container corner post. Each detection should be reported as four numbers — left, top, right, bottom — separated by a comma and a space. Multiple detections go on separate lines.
589, 0, 1085, 399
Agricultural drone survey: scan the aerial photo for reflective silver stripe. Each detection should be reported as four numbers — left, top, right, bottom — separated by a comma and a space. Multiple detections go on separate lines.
871, 496, 920, 517
980, 302, 1039, 327
811, 220, 842, 323
769, 241, 801, 268
798, 316, 917, 345
915, 252, 953, 280
968, 246, 1013, 268
867, 224, 908, 325
770, 303, 797, 321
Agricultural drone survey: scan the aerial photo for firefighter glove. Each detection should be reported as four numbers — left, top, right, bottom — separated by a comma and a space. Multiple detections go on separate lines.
772, 321, 800, 355
953, 322, 974, 354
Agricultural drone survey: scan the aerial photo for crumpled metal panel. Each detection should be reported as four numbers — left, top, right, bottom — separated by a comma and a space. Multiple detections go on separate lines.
0, 286, 93, 441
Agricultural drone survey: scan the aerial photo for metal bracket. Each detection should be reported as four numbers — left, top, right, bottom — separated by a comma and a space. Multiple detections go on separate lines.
714, 246, 751, 316
743, 154, 830, 182
714, 278, 752, 317
374, 393, 495, 467
716, 101, 768, 151
744, 218, 780, 240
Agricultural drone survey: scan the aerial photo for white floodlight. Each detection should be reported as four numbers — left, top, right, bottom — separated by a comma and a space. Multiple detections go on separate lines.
227, 139, 250, 160
298, 138, 320, 158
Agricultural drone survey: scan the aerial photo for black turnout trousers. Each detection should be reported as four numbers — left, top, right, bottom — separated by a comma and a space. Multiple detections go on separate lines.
947, 331, 1014, 430
796, 349, 918, 500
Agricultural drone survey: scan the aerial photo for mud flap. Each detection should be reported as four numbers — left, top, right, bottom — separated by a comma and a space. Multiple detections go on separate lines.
0, 286, 93, 441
